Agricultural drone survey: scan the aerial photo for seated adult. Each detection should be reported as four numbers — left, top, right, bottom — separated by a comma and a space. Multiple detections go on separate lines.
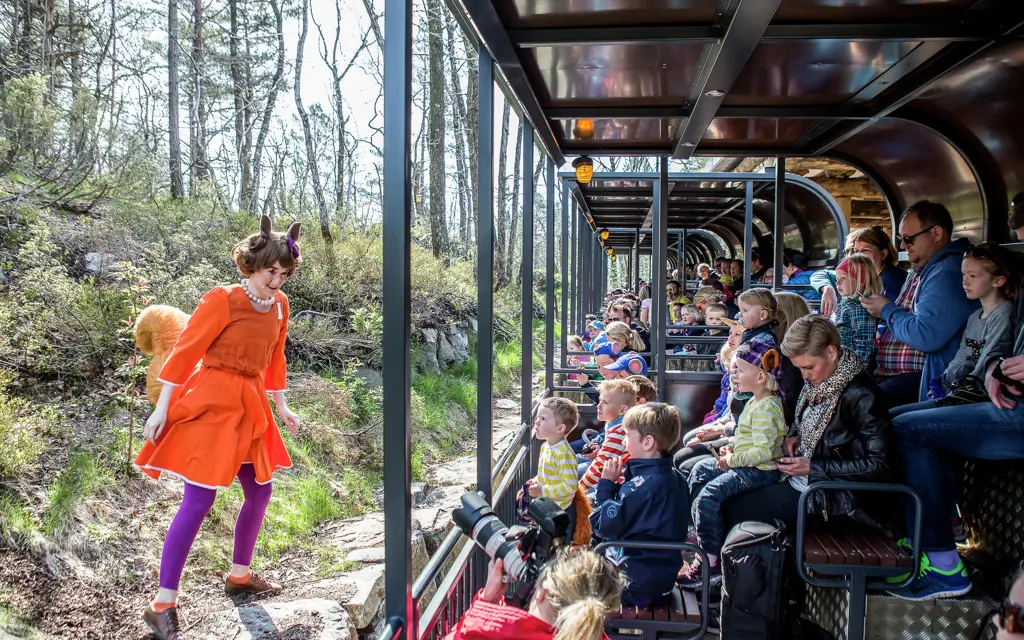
716, 316, 893, 534
780, 250, 821, 302
814, 226, 907, 317
638, 285, 652, 327
666, 279, 690, 322
443, 551, 624, 640
883, 197, 1024, 601
861, 201, 979, 408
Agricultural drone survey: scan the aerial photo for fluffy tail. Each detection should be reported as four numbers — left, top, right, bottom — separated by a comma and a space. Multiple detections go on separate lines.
134, 305, 190, 404
571, 487, 593, 546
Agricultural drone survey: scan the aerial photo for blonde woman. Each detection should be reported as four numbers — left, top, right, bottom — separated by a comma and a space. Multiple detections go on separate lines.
444, 549, 626, 640
774, 291, 812, 344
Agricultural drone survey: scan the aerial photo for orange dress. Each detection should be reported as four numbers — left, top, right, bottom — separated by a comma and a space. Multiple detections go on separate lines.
134, 285, 292, 489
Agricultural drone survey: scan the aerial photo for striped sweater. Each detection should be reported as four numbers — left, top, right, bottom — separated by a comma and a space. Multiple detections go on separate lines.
580, 418, 627, 491
536, 439, 578, 509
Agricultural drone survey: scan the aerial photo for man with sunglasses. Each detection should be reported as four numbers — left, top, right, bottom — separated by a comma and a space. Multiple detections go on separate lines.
884, 197, 1024, 602
861, 201, 979, 408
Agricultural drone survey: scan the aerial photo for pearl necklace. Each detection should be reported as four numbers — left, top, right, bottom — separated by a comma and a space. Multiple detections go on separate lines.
241, 279, 276, 307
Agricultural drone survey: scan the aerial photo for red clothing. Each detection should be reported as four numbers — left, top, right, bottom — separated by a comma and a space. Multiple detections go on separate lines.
442, 592, 610, 640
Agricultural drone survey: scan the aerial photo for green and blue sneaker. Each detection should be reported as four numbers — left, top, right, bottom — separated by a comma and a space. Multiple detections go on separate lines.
884, 538, 914, 584
885, 555, 971, 600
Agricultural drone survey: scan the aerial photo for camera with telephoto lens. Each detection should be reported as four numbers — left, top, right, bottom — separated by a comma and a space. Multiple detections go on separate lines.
452, 491, 569, 608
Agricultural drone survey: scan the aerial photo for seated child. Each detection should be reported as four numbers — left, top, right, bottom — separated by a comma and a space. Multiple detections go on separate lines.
566, 335, 590, 383
579, 380, 637, 488
678, 342, 787, 587
526, 397, 591, 545
586, 320, 606, 348
627, 375, 657, 404
925, 242, 1017, 403
833, 254, 881, 370
590, 403, 688, 606
700, 318, 742, 426
736, 288, 793, 423
668, 303, 687, 335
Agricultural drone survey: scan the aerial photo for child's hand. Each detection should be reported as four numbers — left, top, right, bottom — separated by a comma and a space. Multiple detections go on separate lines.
601, 456, 623, 481
717, 454, 731, 471
527, 478, 542, 498
583, 448, 598, 460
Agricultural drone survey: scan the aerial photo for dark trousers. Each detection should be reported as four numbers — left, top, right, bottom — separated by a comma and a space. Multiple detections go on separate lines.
877, 372, 922, 410
891, 400, 1024, 551
689, 461, 782, 553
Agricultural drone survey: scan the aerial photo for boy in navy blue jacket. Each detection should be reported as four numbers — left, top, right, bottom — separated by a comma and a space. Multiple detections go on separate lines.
590, 402, 688, 606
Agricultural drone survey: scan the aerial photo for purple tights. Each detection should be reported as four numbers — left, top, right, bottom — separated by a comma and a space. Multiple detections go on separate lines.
158, 464, 273, 590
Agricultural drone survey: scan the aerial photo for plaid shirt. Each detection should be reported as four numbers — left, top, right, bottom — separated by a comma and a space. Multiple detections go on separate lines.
835, 296, 878, 369
876, 268, 926, 377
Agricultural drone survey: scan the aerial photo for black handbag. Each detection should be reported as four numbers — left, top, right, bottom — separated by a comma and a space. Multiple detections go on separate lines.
935, 375, 989, 407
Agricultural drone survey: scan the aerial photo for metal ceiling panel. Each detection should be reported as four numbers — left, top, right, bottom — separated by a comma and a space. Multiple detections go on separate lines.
725, 41, 922, 106
527, 44, 706, 105
554, 117, 673, 143
703, 118, 819, 146
500, 0, 718, 28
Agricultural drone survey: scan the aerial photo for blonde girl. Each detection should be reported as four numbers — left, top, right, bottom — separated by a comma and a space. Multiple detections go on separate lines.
736, 288, 801, 424
567, 335, 590, 383
604, 320, 646, 353
444, 549, 626, 640
774, 291, 812, 343
833, 254, 882, 369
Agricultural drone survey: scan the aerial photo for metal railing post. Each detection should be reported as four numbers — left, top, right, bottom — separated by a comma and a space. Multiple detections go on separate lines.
570, 193, 578, 341
381, 0, 414, 634
634, 227, 641, 293
680, 230, 687, 282
774, 158, 786, 289
521, 123, 534, 431
653, 158, 668, 400
476, 48, 494, 503
744, 180, 754, 293
542, 157, 555, 473
560, 172, 568, 369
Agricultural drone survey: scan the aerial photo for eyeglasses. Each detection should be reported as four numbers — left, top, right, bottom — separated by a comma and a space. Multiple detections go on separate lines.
897, 225, 936, 246
1000, 599, 1024, 633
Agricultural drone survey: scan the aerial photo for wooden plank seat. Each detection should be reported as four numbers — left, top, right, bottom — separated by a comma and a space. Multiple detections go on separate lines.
606, 587, 701, 624
804, 530, 912, 568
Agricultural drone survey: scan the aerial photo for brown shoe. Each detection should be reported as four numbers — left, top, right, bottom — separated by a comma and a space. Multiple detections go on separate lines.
224, 571, 283, 595
142, 604, 181, 640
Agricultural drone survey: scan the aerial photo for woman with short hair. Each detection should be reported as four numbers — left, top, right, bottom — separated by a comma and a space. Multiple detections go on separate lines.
716, 315, 895, 532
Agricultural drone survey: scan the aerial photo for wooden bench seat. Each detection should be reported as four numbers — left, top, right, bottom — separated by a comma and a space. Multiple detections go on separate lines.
606, 587, 701, 624
804, 530, 912, 568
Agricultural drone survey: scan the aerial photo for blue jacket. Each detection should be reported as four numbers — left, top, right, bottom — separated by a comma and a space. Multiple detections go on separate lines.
880, 237, 979, 402
786, 269, 822, 302
591, 457, 688, 605
712, 358, 731, 420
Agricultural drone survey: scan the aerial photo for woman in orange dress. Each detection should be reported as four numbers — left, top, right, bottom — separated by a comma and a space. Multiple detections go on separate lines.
135, 216, 302, 639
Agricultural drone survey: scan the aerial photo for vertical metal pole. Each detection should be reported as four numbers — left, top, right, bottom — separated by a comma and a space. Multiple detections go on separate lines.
520, 124, 534, 428
560, 178, 569, 369
653, 158, 668, 399
476, 49, 494, 503
545, 158, 556, 406
774, 158, 786, 290
570, 195, 578, 337
593, 235, 601, 309
676, 231, 682, 279
626, 248, 632, 294
634, 227, 641, 293
381, 0, 413, 634
680, 230, 687, 287
744, 180, 754, 293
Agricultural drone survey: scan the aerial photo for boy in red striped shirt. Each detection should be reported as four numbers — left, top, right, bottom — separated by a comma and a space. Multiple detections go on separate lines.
579, 379, 637, 492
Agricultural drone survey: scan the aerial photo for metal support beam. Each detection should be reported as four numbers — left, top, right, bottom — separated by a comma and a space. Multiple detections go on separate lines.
521, 123, 534, 428
672, 0, 782, 159
381, 0, 414, 634
547, 105, 874, 120
680, 230, 687, 278
570, 194, 578, 338
653, 158, 669, 400
774, 159, 786, 290
634, 228, 641, 293
462, 1, 565, 165
545, 156, 556, 400
560, 175, 569, 369
743, 181, 754, 293
476, 48, 494, 502
675, 231, 683, 274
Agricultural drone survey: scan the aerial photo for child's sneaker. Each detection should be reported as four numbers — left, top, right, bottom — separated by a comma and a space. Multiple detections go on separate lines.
885, 557, 971, 600
676, 557, 721, 589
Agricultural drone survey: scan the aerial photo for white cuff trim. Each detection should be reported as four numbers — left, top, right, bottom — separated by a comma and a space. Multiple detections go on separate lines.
156, 378, 182, 387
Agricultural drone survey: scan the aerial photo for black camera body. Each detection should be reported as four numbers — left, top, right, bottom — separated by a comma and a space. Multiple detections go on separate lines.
452, 491, 569, 608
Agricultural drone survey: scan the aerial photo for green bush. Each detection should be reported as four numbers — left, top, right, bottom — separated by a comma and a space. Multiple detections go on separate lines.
0, 370, 49, 479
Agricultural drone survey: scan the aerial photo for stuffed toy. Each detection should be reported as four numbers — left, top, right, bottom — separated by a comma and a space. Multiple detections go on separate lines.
134, 305, 190, 404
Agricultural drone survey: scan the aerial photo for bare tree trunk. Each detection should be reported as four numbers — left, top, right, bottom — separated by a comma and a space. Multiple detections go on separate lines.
447, 14, 469, 257
229, 0, 253, 210
250, 0, 284, 209
464, 32, 478, 251
426, 0, 447, 258
494, 101, 510, 287
167, 0, 184, 198
294, 0, 331, 240
188, 0, 209, 193
507, 120, 523, 285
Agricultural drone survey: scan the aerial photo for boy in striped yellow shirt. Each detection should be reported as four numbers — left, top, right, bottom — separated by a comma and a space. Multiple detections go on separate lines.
527, 397, 590, 543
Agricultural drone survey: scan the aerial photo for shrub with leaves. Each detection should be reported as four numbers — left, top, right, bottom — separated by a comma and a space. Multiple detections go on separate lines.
0, 369, 54, 479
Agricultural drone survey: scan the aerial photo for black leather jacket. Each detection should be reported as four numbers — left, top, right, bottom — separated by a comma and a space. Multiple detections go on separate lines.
787, 370, 896, 526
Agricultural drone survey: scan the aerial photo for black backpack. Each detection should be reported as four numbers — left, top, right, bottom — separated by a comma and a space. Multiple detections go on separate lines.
720, 520, 832, 640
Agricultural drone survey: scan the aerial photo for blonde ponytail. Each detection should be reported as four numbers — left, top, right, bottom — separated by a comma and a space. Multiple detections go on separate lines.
542, 549, 626, 640
605, 321, 645, 351
554, 598, 608, 640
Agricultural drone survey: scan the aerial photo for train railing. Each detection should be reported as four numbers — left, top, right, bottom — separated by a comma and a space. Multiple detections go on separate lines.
387, 420, 533, 640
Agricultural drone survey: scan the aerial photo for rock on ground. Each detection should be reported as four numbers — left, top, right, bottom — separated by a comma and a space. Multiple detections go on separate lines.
198, 598, 357, 640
